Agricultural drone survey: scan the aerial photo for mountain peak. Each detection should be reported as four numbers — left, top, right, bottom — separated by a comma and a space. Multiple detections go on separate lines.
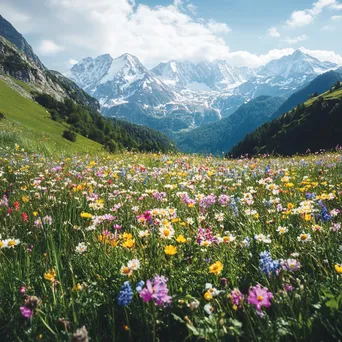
292, 49, 306, 57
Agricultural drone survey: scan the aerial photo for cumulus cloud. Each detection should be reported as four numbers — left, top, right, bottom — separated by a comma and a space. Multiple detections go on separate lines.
206, 20, 231, 34
225, 49, 295, 68
299, 47, 342, 64
285, 0, 337, 28
284, 35, 308, 45
1, 0, 342, 71
43, 0, 231, 67
268, 27, 280, 38
38, 40, 65, 55
225, 48, 342, 68
286, 10, 313, 28
331, 3, 342, 9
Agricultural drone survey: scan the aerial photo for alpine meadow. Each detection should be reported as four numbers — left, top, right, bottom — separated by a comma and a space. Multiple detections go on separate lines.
1, 1, 342, 341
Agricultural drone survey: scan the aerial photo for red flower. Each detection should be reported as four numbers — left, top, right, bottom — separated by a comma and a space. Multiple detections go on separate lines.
21, 212, 29, 222
14, 201, 20, 211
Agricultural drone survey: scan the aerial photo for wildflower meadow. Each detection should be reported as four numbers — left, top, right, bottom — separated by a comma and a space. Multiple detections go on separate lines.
1, 145, 342, 341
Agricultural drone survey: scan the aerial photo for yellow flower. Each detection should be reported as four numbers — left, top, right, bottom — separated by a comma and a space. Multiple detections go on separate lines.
80, 212, 92, 219
335, 264, 342, 274
122, 239, 135, 248
176, 235, 187, 243
164, 245, 177, 256
21, 195, 30, 203
44, 268, 56, 281
122, 232, 133, 240
204, 291, 213, 301
209, 261, 223, 275
33, 211, 38, 217
304, 214, 311, 221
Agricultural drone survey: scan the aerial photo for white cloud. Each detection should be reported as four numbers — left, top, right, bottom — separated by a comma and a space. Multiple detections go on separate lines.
225, 49, 295, 68
299, 47, 342, 64
38, 40, 65, 55
206, 20, 231, 34
332, 14, 342, 19
284, 34, 308, 44
309, 0, 336, 15
45, 0, 231, 67
286, 10, 313, 28
225, 47, 342, 68
285, 0, 337, 28
268, 27, 280, 38
68, 58, 78, 65
331, 3, 342, 9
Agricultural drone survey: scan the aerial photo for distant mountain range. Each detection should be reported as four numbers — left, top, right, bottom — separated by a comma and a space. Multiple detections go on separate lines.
174, 95, 285, 154
67, 49, 339, 132
174, 68, 342, 154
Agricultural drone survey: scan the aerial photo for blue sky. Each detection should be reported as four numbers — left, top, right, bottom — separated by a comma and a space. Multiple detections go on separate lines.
1, 0, 341, 72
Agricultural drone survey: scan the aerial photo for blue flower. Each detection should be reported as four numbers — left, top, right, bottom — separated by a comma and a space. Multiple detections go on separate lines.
318, 200, 332, 222
136, 280, 145, 293
118, 281, 133, 306
259, 251, 279, 275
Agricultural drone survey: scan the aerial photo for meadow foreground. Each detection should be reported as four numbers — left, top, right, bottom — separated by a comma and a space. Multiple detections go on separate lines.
1, 147, 342, 341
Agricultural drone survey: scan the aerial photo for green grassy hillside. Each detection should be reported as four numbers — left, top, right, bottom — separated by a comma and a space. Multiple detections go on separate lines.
230, 84, 342, 157
0, 79, 103, 154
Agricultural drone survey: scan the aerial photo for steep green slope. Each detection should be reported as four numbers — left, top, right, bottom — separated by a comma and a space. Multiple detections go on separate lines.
230, 84, 342, 157
175, 96, 284, 154
0, 79, 102, 154
270, 68, 342, 120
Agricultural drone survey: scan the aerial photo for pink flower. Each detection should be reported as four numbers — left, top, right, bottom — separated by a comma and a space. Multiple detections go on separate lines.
20, 306, 33, 318
247, 284, 273, 313
230, 288, 244, 307
139, 275, 172, 307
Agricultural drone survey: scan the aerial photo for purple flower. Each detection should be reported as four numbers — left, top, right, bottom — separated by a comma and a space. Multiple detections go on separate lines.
247, 284, 273, 313
20, 306, 33, 318
139, 275, 172, 307
199, 194, 216, 209
285, 284, 294, 292
281, 259, 301, 272
230, 289, 244, 307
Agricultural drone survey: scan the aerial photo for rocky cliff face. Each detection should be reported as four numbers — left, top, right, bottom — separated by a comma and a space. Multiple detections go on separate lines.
0, 36, 65, 100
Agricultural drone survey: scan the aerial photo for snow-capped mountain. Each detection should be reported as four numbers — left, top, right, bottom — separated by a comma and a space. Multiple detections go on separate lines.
67, 53, 175, 110
233, 50, 337, 98
151, 60, 255, 91
260, 50, 336, 78
66, 49, 339, 132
